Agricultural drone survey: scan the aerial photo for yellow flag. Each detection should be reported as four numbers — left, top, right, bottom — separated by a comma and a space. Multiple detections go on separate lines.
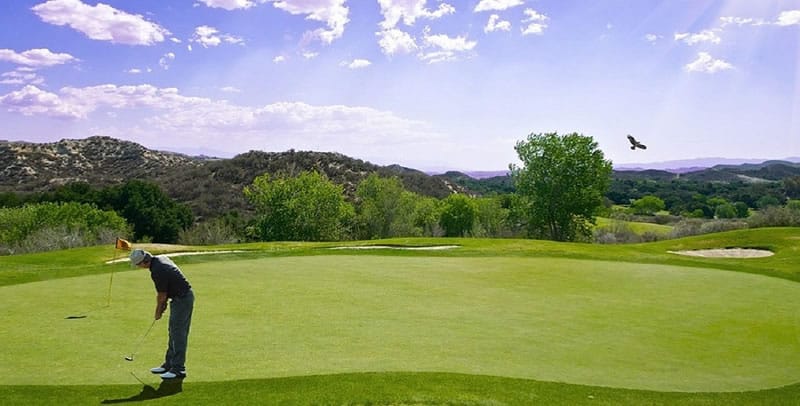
115, 238, 132, 251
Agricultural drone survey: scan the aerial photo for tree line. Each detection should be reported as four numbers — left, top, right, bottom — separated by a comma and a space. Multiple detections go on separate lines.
1, 132, 798, 254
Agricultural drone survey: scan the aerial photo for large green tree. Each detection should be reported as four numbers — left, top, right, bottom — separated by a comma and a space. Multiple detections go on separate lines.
98, 180, 193, 243
439, 194, 476, 237
354, 174, 418, 239
510, 132, 612, 241
244, 171, 353, 241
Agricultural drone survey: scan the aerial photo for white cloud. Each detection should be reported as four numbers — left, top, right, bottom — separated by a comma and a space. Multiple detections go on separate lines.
377, 28, 418, 55
474, 0, 524, 12
31, 0, 169, 46
0, 84, 441, 159
159, 53, 175, 70
271, 0, 349, 44
684, 52, 733, 73
776, 10, 800, 26
192, 25, 245, 48
377, 0, 456, 30
521, 8, 548, 35
0, 71, 45, 85
720, 16, 754, 27
220, 86, 241, 93
170, 37, 182, 44
485, 14, 511, 32
195, 0, 260, 10
341, 59, 371, 69
125, 68, 142, 74
0, 48, 77, 68
644, 33, 661, 43
418, 28, 476, 63
674, 29, 721, 45
302, 51, 318, 59
0, 85, 88, 119
273, 55, 286, 63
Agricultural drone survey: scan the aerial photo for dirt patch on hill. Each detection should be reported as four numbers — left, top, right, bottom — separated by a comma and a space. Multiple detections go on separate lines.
668, 248, 774, 258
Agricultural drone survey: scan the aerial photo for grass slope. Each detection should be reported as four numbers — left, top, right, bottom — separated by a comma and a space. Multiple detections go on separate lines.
3, 373, 800, 405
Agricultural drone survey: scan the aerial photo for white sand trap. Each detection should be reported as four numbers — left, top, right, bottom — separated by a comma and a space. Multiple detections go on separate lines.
668, 248, 774, 258
105, 250, 246, 264
329, 245, 459, 251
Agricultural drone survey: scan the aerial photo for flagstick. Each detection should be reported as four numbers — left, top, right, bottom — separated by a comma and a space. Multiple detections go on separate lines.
107, 244, 118, 307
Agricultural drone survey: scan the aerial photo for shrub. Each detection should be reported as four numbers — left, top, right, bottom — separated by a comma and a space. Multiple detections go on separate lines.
594, 220, 641, 244
0, 202, 130, 254
178, 219, 240, 245
747, 206, 800, 227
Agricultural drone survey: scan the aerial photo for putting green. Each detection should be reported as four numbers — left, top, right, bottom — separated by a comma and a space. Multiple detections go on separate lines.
1, 255, 799, 392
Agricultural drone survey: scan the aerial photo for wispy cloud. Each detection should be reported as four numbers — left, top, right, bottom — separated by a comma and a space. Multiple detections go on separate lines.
32, 0, 169, 45
376, 28, 418, 56
271, 0, 350, 44
644, 33, 662, 44
776, 10, 800, 26
0, 48, 77, 68
674, 29, 721, 45
521, 9, 548, 35
0, 71, 45, 85
684, 52, 732, 73
159, 53, 175, 70
485, 15, 511, 33
195, 0, 261, 10
0, 83, 439, 155
192, 25, 244, 48
418, 28, 476, 64
341, 59, 372, 69
378, 0, 456, 30
220, 86, 241, 93
474, 0, 524, 12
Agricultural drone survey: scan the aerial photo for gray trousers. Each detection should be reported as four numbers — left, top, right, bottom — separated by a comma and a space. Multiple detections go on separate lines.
164, 289, 194, 372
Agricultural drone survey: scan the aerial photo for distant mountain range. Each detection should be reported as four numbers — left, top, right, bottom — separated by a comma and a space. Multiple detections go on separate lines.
612, 157, 800, 174
430, 157, 800, 178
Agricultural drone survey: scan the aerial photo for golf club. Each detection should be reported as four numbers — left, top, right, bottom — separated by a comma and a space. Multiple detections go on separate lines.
124, 319, 157, 361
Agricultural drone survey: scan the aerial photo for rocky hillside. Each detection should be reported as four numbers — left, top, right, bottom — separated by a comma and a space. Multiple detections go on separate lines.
0, 137, 463, 219
0, 136, 199, 191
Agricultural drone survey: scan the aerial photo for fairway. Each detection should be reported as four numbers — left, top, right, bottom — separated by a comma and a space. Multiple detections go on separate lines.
1, 255, 799, 393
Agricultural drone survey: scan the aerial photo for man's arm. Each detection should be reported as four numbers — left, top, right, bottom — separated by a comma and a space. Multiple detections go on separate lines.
155, 291, 168, 320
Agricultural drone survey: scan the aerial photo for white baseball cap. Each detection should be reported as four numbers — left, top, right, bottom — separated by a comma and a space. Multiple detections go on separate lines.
129, 249, 151, 265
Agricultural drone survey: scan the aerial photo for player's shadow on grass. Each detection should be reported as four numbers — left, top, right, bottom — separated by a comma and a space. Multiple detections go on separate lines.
101, 379, 183, 403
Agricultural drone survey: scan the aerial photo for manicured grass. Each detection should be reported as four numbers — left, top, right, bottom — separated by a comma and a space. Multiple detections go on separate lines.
3, 373, 800, 405
595, 216, 674, 235
1, 227, 800, 404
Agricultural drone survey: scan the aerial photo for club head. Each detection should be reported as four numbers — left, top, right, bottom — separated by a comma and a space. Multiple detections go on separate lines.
124, 356, 134, 361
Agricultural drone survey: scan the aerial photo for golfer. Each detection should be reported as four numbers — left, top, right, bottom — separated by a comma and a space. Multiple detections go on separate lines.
130, 249, 194, 380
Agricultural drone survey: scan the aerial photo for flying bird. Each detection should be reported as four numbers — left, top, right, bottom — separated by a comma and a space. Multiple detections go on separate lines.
627, 134, 647, 150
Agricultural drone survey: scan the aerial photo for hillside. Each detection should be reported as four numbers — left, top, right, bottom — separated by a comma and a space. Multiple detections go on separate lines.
0, 137, 463, 219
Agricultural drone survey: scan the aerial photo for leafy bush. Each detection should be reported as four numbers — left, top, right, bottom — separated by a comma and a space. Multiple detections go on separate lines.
747, 206, 800, 227
0, 202, 129, 255
594, 220, 642, 244
178, 218, 240, 245
670, 219, 748, 238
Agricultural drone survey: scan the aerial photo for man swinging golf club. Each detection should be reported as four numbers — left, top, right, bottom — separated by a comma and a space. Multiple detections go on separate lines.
130, 249, 194, 380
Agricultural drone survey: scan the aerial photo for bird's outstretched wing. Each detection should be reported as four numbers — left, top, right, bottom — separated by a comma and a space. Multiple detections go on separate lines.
627, 134, 646, 150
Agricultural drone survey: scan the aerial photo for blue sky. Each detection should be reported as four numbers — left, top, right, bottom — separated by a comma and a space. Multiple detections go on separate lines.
0, 0, 798, 171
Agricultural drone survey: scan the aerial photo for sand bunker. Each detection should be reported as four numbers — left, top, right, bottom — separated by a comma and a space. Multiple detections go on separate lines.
106, 250, 246, 264
329, 245, 459, 251
668, 248, 774, 258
